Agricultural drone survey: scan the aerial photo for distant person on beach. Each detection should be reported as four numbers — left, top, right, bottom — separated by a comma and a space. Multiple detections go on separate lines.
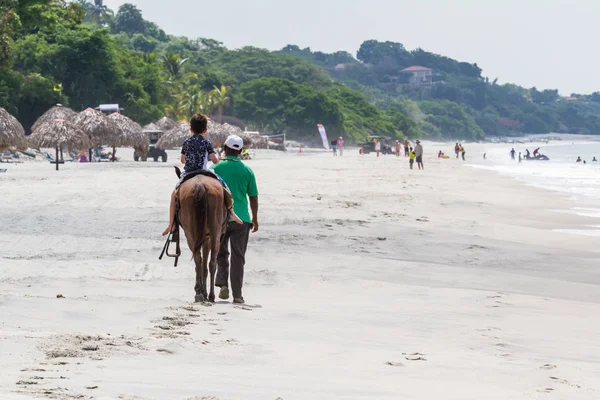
438, 150, 444, 158
483, 153, 486, 160
414, 140, 424, 170
404, 140, 410, 157
409, 147, 415, 169
331, 138, 338, 156
576, 156, 582, 163
460, 144, 466, 161
518, 152, 522, 163
593, 157, 598, 162
338, 137, 345, 156
455, 143, 460, 158
375, 139, 381, 157
395, 141, 402, 157
533, 148, 540, 157
525, 149, 531, 158
213, 135, 259, 305
510, 148, 516, 160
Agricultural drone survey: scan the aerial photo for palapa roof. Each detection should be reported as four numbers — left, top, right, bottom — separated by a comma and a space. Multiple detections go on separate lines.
143, 122, 163, 133
28, 119, 92, 150
71, 108, 122, 146
155, 116, 177, 132
0, 107, 27, 150
205, 119, 230, 148
222, 123, 252, 147
156, 122, 191, 150
31, 104, 77, 133
108, 113, 149, 151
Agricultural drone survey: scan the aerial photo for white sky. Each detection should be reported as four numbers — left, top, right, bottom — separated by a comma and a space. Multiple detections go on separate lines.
103, 0, 600, 95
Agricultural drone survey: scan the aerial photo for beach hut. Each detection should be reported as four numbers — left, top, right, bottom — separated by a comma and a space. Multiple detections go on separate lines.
31, 104, 77, 133
155, 116, 177, 132
28, 119, 92, 170
71, 108, 123, 162
108, 113, 148, 161
156, 122, 191, 150
0, 107, 26, 151
205, 120, 230, 149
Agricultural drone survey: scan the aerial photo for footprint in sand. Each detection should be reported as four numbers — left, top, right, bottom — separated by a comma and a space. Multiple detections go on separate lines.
540, 364, 557, 370
537, 388, 554, 393
386, 361, 404, 367
403, 352, 427, 361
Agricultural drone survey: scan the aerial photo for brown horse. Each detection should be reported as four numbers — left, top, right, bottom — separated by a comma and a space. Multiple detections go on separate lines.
177, 174, 227, 303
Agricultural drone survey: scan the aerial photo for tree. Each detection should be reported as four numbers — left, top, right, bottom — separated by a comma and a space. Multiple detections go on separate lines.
210, 85, 231, 122
83, 0, 113, 26
112, 3, 145, 35
161, 51, 188, 81
234, 78, 343, 138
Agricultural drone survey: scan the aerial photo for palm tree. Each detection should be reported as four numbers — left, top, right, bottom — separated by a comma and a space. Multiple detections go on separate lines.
161, 52, 189, 82
83, 0, 114, 26
210, 85, 231, 123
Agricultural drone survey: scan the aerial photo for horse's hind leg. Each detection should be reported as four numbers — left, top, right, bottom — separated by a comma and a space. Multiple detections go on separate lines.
208, 233, 220, 303
202, 240, 214, 302
193, 252, 207, 303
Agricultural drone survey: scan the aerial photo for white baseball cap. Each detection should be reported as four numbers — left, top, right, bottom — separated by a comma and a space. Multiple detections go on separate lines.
224, 135, 244, 150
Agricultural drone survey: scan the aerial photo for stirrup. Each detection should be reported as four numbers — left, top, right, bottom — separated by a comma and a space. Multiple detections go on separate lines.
159, 228, 181, 267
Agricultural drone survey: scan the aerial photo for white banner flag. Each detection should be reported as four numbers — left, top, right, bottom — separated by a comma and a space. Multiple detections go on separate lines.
317, 124, 329, 149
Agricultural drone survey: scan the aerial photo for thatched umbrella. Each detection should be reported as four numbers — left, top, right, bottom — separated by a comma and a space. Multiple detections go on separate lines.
205, 120, 230, 148
156, 122, 191, 150
109, 113, 146, 161
155, 116, 177, 132
0, 107, 27, 151
31, 104, 77, 133
72, 108, 122, 162
29, 119, 92, 170
222, 123, 252, 148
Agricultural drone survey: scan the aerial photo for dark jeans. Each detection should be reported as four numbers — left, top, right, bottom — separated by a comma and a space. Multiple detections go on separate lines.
216, 222, 251, 299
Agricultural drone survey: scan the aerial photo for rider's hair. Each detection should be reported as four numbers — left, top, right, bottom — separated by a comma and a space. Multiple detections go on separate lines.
190, 113, 208, 135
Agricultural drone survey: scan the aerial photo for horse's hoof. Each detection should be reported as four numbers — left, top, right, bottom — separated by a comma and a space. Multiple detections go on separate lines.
208, 294, 215, 303
194, 294, 206, 303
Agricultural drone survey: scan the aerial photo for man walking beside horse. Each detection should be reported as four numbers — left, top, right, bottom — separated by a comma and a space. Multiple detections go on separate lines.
212, 135, 259, 304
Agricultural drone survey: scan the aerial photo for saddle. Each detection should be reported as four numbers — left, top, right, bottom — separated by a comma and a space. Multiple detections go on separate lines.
159, 167, 221, 267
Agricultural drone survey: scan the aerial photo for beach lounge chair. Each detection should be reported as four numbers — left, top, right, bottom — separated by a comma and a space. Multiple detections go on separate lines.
45, 152, 65, 165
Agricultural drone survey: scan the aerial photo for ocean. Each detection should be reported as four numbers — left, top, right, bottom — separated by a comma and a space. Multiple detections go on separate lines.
467, 136, 600, 237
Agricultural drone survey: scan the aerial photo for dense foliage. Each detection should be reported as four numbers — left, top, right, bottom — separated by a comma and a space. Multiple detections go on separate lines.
2, 1, 599, 142
288, 40, 600, 137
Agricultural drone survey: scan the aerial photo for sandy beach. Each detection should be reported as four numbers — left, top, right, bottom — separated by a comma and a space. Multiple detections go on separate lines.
1, 144, 599, 399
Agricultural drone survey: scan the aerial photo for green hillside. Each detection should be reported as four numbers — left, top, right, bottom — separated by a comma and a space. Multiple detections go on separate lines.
2, 1, 599, 144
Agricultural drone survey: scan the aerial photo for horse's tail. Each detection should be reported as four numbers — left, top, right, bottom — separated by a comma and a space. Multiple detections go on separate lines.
191, 182, 209, 256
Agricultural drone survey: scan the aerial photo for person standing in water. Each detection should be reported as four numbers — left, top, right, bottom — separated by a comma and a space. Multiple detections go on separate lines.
510, 148, 516, 160
459, 144, 466, 161
455, 143, 460, 158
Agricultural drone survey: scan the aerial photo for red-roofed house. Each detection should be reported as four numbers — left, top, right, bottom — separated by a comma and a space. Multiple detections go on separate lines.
400, 66, 433, 85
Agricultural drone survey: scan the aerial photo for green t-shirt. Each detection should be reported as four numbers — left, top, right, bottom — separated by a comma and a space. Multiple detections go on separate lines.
211, 156, 258, 223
